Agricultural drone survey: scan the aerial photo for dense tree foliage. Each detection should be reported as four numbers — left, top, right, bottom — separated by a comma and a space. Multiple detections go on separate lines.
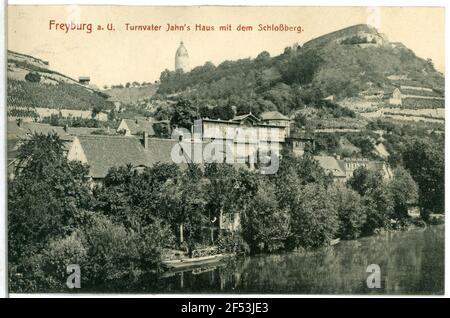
347, 167, 395, 235
330, 184, 366, 239
388, 167, 418, 221
402, 138, 445, 218
8, 135, 174, 292
289, 183, 339, 249
241, 182, 290, 253
170, 99, 200, 130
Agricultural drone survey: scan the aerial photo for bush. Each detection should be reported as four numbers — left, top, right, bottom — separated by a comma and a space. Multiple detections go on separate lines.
137, 220, 177, 269
216, 231, 249, 255
81, 214, 141, 285
34, 231, 88, 290
25, 72, 41, 83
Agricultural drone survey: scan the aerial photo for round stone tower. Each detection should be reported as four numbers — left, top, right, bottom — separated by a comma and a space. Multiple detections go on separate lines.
175, 41, 189, 72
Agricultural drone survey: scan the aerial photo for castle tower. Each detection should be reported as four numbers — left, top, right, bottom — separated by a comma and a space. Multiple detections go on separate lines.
175, 41, 189, 72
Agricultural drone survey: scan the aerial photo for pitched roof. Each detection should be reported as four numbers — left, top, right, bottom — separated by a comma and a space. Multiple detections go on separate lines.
144, 138, 185, 166
7, 121, 73, 141
232, 113, 260, 123
74, 135, 204, 178
260, 111, 290, 121
313, 155, 346, 177
75, 135, 150, 178
122, 119, 155, 136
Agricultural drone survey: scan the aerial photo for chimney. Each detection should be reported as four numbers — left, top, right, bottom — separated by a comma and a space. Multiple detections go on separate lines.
143, 131, 148, 149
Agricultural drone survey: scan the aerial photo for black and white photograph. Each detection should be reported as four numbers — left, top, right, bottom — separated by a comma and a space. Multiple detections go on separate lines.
1, 3, 446, 299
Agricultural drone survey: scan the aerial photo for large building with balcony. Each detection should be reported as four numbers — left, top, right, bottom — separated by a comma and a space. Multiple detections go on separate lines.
189, 112, 290, 171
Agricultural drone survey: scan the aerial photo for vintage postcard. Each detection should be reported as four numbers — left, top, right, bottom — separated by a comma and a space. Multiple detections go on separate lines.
4, 4, 445, 297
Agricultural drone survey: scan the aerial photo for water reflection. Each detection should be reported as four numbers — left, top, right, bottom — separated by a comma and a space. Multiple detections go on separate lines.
154, 225, 444, 294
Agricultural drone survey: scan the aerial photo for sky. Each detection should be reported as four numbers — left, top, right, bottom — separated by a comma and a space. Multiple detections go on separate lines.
7, 6, 445, 87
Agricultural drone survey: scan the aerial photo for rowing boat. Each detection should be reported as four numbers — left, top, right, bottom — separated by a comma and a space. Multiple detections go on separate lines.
162, 253, 232, 269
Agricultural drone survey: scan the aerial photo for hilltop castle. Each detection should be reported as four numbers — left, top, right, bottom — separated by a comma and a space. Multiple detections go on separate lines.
175, 41, 189, 72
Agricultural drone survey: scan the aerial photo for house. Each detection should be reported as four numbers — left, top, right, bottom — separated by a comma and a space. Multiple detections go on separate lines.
198, 113, 287, 171
384, 87, 402, 105
6, 120, 118, 179
66, 134, 195, 185
342, 158, 393, 180
68, 135, 148, 184
313, 155, 347, 181
259, 111, 292, 136
117, 118, 155, 137
284, 136, 315, 157
314, 155, 393, 182
220, 212, 241, 232
78, 76, 90, 85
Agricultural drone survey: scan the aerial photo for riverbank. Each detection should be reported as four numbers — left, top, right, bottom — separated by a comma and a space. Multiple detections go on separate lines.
152, 225, 444, 294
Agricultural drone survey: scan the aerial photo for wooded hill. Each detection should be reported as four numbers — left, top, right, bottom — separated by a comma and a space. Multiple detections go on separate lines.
153, 24, 444, 118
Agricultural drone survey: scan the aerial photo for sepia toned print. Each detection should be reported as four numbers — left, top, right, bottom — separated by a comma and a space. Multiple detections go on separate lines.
6, 6, 444, 294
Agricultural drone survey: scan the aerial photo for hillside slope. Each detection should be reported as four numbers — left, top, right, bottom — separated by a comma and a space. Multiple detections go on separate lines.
104, 84, 159, 105
7, 50, 114, 115
153, 24, 444, 120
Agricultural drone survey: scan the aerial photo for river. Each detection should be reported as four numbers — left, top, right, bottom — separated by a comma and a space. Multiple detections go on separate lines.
150, 225, 444, 295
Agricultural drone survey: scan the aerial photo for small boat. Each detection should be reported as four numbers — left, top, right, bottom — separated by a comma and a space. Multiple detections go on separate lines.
162, 253, 232, 269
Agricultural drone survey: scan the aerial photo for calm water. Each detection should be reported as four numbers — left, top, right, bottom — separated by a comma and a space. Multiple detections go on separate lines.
145, 225, 444, 295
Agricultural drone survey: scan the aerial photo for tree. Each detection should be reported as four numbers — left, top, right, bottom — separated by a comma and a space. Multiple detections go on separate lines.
361, 185, 394, 235
170, 99, 199, 130
241, 181, 291, 253
330, 184, 366, 239
280, 49, 323, 85
158, 166, 209, 255
153, 122, 170, 138
95, 163, 180, 228
346, 166, 372, 196
8, 133, 92, 261
91, 104, 104, 118
273, 152, 330, 209
289, 183, 339, 249
388, 167, 418, 221
204, 163, 240, 228
402, 138, 444, 219
107, 109, 117, 122
255, 51, 271, 67
25, 72, 41, 83
347, 167, 394, 235
210, 104, 234, 120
